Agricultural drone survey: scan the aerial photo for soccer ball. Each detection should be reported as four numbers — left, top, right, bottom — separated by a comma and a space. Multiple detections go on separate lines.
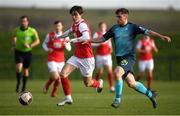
19, 91, 33, 105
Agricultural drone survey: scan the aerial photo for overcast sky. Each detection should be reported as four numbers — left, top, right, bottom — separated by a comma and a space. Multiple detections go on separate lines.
0, 0, 180, 10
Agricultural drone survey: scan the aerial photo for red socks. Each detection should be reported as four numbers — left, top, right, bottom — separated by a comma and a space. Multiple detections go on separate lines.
91, 79, 100, 88
46, 78, 53, 90
108, 71, 114, 88
61, 77, 71, 96
147, 74, 153, 89
52, 79, 60, 97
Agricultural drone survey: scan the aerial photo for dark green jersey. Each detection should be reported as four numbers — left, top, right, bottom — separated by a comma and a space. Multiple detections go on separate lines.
14, 26, 37, 52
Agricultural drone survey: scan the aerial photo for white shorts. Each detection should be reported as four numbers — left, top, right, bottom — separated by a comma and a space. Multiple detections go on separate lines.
96, 54, 112, 68
67, 56, 95, 77
138, 59, 154, 72
47, 61, 65, 73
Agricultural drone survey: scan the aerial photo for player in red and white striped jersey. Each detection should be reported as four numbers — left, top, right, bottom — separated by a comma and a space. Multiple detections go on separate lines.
136, 35, 158, 90
92, 22, 115, 92
42, 20, 71, 97
56, 6, 103, 106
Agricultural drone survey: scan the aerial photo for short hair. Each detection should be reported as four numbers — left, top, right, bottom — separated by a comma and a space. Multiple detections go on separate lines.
20, 15, 29, 21
69, 5, 83, 15
98, 21, 106, 27
54, 20, 62, 25
115, 8, 129, 15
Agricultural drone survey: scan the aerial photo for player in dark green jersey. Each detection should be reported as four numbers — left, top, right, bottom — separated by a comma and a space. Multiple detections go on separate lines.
12, 16, 40, 93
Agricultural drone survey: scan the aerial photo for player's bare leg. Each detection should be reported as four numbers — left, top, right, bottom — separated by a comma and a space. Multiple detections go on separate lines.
22, 68, 29, 92
125, 73, 157, 108
16, 63, 23, 93
57, 63, 75, 106
111, 66, 124, 108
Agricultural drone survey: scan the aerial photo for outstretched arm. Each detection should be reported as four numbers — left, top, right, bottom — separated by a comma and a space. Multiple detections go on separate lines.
91, 36, 105, 43
56, 29, 71, 39
152, 40, 158, 53
91, 27, 113, 43
91, 30, 112, 43
70, 31, 90, 43
147, 30, 171, 42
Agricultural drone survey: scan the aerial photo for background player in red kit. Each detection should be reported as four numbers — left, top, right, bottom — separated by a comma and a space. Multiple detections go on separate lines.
55, 6, 103, 106
92, 22, 115, 92
42, 20, 71, 97
136, 35, 158, 90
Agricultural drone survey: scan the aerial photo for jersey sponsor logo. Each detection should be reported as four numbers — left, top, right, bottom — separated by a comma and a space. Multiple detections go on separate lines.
25, 36, 31, 41
53, 42, 62, 48
121, 59, 128, 66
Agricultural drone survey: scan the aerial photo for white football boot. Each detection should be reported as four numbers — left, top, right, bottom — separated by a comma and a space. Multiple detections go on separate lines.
57, 96, 73, 106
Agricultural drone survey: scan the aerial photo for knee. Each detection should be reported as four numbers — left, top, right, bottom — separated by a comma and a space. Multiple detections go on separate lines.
51, 73, 60, 80
114, 67, 124, 79
56, 78, 61, 82
16, 69, 21, 73
16, 67, 22, 73
24, 69, 29, 77
127, 82, 136, 88
114, 72, 122, 80
59, 72, 66, 78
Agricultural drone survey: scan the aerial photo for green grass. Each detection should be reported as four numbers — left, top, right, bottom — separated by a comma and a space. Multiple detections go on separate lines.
0, 79, 180, 115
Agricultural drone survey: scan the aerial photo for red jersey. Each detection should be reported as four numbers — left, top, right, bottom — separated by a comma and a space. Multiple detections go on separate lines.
47, 32, 66, 62
71, 19, 94, 58
137, 38, 155, 60
94, 31, 112, 56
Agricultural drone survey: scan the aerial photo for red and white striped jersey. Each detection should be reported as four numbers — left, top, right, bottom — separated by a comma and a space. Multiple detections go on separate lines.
93, 31, 112, 56
137, 38, 155, 60
47, 31, 66, 62
71, 19, 94, 58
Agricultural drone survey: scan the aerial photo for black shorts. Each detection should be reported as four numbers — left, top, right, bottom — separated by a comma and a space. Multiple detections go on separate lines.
15, 50, 32, 68
116, 54, 135, 78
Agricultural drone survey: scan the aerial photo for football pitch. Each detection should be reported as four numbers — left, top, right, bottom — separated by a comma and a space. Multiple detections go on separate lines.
0, 79, 180, 115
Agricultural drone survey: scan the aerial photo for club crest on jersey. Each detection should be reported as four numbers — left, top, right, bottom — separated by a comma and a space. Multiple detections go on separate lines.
121, 59, 128, 66
74, 27, 78, 31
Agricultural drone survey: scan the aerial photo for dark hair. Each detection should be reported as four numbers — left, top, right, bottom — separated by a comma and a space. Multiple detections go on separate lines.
69, 5, 83, 15
54, 20, 62, 25
98, 21, 106, 27
20, 15, 29, 21
115, 8, 129, 15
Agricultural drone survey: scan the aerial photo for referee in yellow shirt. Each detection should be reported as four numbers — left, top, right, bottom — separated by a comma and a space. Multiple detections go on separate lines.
12, 16, 40, 93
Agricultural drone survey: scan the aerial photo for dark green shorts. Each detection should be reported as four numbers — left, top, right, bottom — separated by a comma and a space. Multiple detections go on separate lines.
116, 54, 135, 78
